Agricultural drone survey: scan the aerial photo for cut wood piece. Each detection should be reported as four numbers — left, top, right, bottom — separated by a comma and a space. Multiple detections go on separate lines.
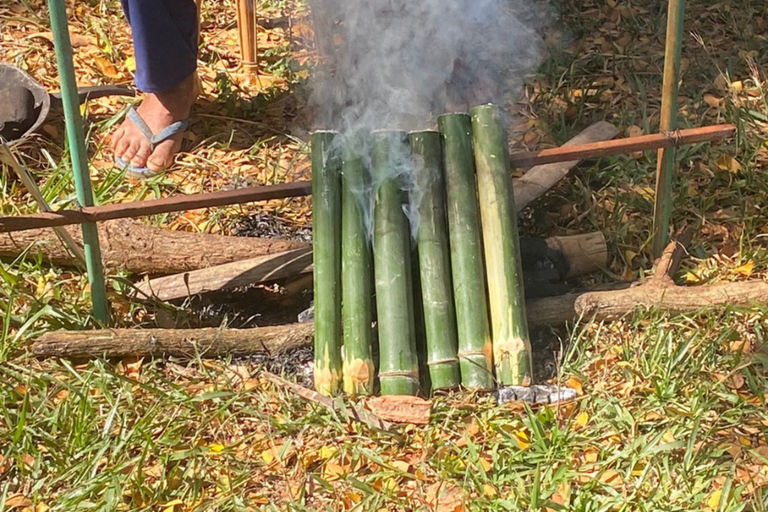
546, 232, 608, 278
133, 231, 608, 302
132, 248, 312, 300
31, 322, 314, 359
0, 218, 307, 276
513, 121, 619, 211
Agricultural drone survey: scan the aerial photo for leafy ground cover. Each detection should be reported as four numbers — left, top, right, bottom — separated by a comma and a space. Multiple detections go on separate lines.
1, 0, 768, 510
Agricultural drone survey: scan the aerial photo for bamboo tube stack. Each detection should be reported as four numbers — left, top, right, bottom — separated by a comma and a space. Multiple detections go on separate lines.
311, 104, 534, 397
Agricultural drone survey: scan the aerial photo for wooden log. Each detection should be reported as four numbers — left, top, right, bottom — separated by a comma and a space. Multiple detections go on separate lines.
546, 232, 608, 278
132, 231, 608, 301
0, 218, 306, 276
33, 276, 768, 360
31, 322, 314, 359
0, 124, 736, 235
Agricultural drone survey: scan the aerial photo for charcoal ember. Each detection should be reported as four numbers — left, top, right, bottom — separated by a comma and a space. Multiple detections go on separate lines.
230, 212, 311, 242
495, 384, 578, 404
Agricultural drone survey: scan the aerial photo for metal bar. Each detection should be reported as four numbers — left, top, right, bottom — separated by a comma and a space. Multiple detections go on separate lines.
0, 181, 311, 233
0, 125, 732, 234
511, 124, 733, 168
47, 0, 110, 323
652, 0, 686, 257
0, 143, 86, 264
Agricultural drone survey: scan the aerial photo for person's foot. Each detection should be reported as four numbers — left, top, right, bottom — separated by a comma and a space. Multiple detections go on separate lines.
111, 72, 197, 174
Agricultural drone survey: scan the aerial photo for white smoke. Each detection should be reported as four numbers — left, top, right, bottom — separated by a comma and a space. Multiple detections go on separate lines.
309, 0, 553, 132
310, 0, 553, 240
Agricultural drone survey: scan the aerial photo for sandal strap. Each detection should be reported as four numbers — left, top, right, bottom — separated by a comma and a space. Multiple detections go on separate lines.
151, 119, 189, 145
126, 106, 189, 148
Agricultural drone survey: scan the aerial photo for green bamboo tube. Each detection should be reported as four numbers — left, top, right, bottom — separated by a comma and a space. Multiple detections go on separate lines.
371, 131, 420, 396
409, 131, 461, 391
437, 114, 494, 390
341, 135, 374, 395
312, 131, 343, 396
470, 105, 533, 386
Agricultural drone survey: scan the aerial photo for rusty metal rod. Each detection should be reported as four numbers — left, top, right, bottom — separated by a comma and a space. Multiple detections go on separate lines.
0, 124, 733, 234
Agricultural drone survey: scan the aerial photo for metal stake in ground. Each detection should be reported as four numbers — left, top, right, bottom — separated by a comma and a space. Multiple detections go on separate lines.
409, 130, 461, 391
341, 134, 374, 395
311, 131, 343, 396
471, 105, 533, 386
438, 113, 494, 390
372, 131, 420, 396
47, 0, 109, 324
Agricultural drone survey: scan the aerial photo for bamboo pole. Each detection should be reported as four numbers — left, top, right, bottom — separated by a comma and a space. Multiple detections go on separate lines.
341, 135, 374, 395
652, 0, 686, 257
437, 114, 494, 390
471, 105, 533, 386
371, 131, 420, 396
47, 0, 109, 324
311, 131, 342, 396
409, 131, 461, 390
236, 0, 259, 73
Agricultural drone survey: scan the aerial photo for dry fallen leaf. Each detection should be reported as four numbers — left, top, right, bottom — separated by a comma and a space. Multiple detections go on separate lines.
365, 395, 431, 425
575, 411, 590, 428
93, 57, 121, 79
733, 261, 754, 277
425, 482, 465, 512
716, 155, 742, 174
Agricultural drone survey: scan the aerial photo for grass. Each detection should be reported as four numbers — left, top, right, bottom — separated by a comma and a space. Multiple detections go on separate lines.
1, 0, 768, 510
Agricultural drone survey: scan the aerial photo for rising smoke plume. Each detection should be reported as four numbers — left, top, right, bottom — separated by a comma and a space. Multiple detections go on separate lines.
308, 0, 553, 133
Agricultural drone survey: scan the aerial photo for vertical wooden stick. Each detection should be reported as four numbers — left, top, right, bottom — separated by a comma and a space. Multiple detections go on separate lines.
652, 0, 686, 257
471, 105, 533, 387
312, 131, 343, 396
237, 0, 259, 73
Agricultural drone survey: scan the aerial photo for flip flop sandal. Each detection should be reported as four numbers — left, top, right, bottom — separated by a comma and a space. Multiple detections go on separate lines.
114, 106, 189, 178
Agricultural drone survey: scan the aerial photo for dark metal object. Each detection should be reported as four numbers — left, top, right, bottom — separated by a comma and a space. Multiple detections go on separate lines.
0, 63, 135, 143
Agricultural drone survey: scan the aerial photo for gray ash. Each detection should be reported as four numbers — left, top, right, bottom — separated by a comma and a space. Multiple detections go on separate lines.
240, 346, 315, 389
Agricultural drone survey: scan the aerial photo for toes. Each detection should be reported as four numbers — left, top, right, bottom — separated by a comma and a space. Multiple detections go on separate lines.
131, 145, 152, 168
120, 140, 142, 164
109, 127, 124, 151
146, 140, 178, 173
114, 135, 132, 159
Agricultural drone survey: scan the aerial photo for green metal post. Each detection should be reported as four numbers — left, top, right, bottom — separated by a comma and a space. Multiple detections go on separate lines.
47, 0, 110, 323
651, 0, 686, 258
